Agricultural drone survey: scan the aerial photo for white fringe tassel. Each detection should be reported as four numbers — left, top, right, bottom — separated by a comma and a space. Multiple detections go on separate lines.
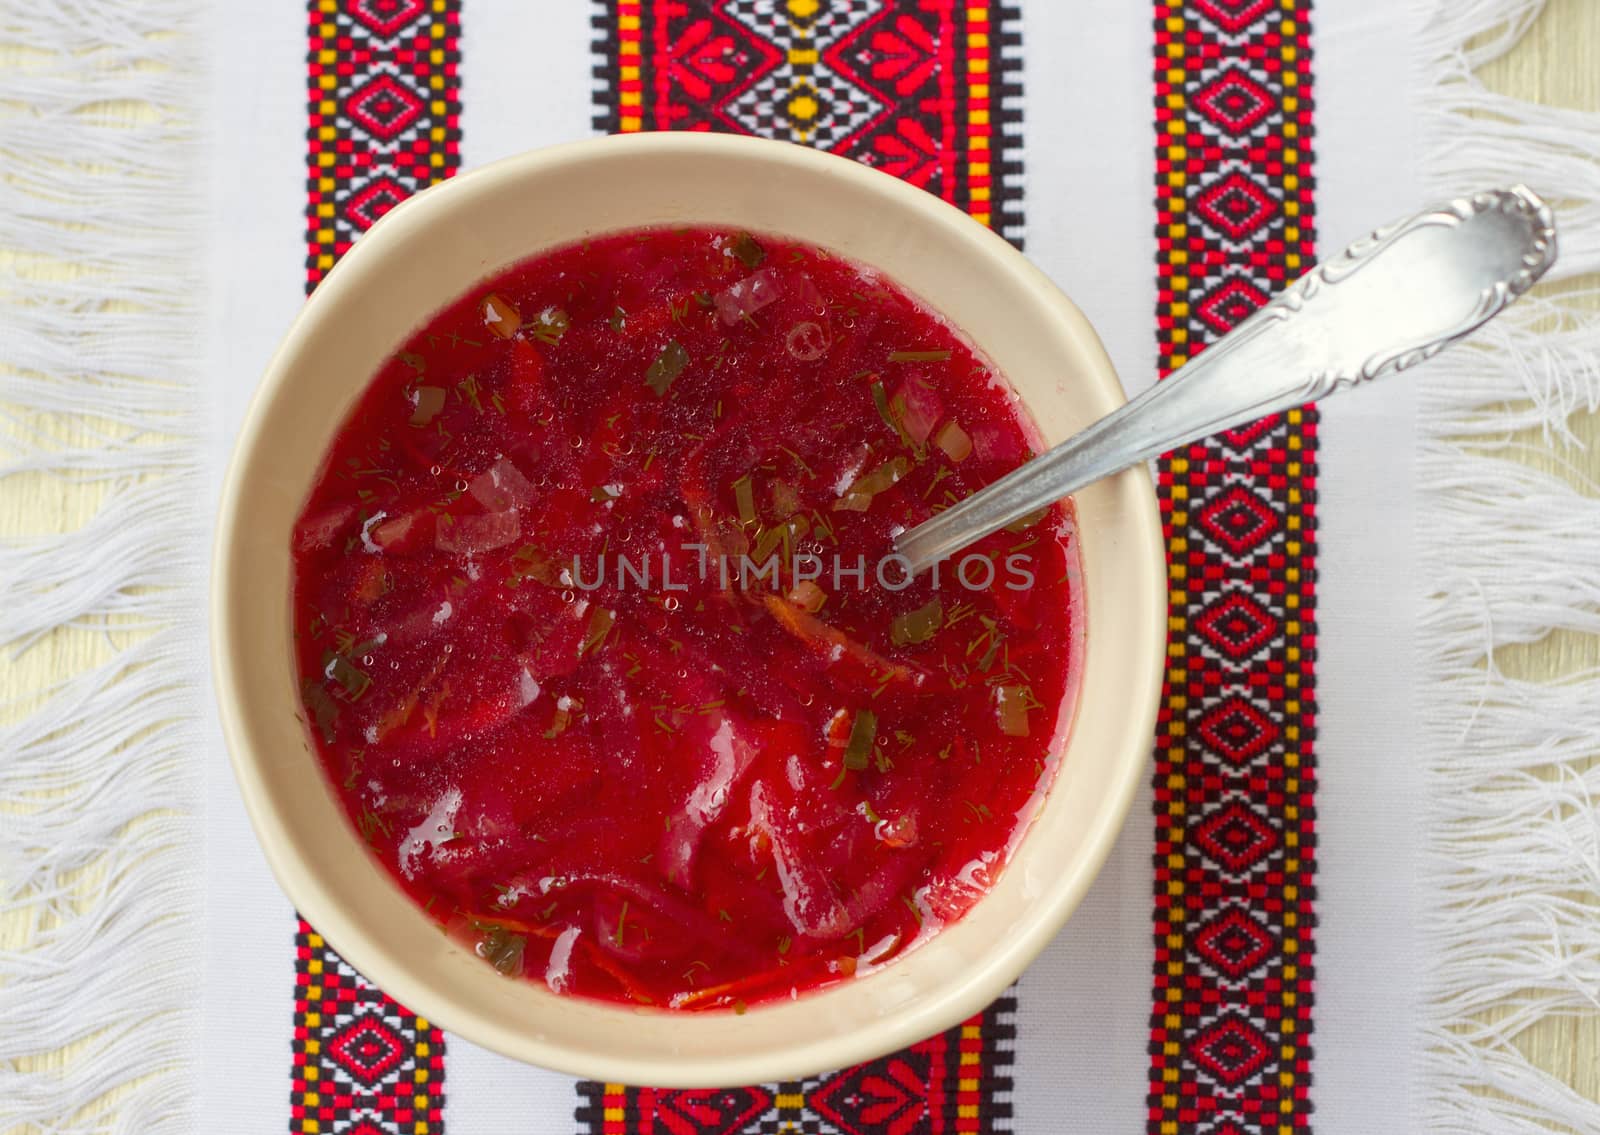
1417, 1, 1600, 1131
0, 3, 205, 1133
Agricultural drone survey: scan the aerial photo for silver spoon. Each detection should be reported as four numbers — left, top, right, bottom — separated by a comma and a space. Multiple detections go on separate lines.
894, 186, 1558, 574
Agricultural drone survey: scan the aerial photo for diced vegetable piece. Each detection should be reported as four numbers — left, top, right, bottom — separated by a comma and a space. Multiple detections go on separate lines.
646, 341, 690, 396
995, 684, 1032, 737
528, 306, 570, 346
352, 560, 389, 605
510, 544, 565, 587
879, 813, 918, 849
760, 596, 919, 684
482, 293, 522, 339
870, 380, 912, 449
436, 511, 521, 555
770, 480, 802, 518
477, 924, 527, 976
842, 709, 877, 771
934, 420, 973, 462
891, 599, 944, 646
834, 456, 910, 512
579, 607, 616, 658
324, 653, 372, 703
967, 424, 1014, 463
788, 580, 827, 613
294, 504, 355, 552
469, 456, 535, 511
410, 386, 446, 426
301, 679, 339, 743
371, 509, 435, 553
544, 698, 574, 738
785, 321, 829, 361
733, 474, 757, 525
889, 349, 952, 362
730, 231, 766, 269
750, 514, 807, 566
892, 380, 943, 445
713, 269, 781, 326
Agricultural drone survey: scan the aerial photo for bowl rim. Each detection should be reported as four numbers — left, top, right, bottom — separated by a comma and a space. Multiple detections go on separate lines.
212, 131, 1166, 1086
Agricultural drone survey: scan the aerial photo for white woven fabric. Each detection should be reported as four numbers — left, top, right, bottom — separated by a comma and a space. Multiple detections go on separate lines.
3, 0, 1593, 1131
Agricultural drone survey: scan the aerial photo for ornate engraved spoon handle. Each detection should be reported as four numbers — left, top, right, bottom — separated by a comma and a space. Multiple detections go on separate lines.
896, 186, 1558, 574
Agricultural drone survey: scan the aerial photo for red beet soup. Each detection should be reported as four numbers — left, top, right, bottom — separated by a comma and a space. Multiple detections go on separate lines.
291, 226, 1081, 1010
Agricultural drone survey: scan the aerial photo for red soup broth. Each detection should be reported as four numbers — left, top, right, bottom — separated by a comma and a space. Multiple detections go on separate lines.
291, 226, 1082, 1010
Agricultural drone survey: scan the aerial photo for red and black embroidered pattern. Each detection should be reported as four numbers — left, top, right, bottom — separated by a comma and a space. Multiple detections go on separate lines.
305, 0, 462, 290
295, 2, 460, 1131
584, 2, 1022, 1129
1147, 2, 1318, 1132
592, 0, 1025, 246
576, 998, 1015, 1135
292, 919, 446, 1135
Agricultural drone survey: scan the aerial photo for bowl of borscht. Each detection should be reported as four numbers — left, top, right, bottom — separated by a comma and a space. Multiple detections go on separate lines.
213, 132, 1165, 1086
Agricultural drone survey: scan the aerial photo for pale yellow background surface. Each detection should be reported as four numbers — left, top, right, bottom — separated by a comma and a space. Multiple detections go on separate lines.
1, 0, 1596, 1125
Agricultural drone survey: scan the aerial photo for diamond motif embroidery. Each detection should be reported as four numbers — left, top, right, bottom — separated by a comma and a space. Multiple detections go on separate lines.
1193, 69, 1276, 134
1197, 697, 1280, 764
344, 72, 426, 142
595, 0, 1025, 243
1192, 0, 1278, 34
348, 0, 427, 37
1194, 169, 1279, 241
1219, 411, 1281, 450
345, 175, 410, 231
295, 5, 455, 1129
810, 1054, 930, 1135
573, 996, 1017, 1134
329, 1017, 406, 1085
1195, 592, 1279, 659
652, 1087, 774, 1135
1190, 1015, 1273, 1085
1192, 800, 1280, 872
1198, 484, 1280, 556
1193, 907, 1278, 979
1149, 5, 1319, 1129
1196, 276, 1271, 335
719, 1, 884, 149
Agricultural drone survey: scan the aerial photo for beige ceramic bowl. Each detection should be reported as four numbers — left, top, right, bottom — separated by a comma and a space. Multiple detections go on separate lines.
213, 132, 1165, 1087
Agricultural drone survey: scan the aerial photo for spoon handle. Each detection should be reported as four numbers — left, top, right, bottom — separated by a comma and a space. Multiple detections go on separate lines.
895, 186, 1558, 574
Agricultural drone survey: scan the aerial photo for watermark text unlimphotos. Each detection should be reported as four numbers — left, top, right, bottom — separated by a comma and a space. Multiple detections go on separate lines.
563, 545, 1036, 593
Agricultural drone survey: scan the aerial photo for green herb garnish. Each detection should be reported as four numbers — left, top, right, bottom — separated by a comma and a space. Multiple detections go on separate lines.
730, 231, 766, 268
544, 700, 574, 738
579, 608, 616, 658
645, 340, 690, 396
843, 709, 878, 771
528, 306, 570, 346
891, 598, 944, 646
834, 456, 911, 512
301, 679, 339, 743
934, 420, 973, 462
889, 349, 952, 362
323, 653, 372, 703
732, 473, 757, 526
410, 386, 446, 427
476, 924, 527, 977
870, 379, 914, 450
